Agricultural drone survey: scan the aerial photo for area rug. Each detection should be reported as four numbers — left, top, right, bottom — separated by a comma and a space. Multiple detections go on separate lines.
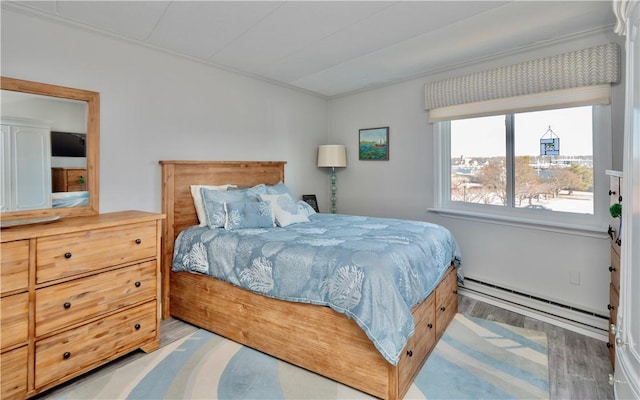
52, 314, 549, 399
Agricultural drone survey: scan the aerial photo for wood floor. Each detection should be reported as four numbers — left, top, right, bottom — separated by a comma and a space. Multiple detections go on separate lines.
35, 294, 614, 399
458, 295, 614, 400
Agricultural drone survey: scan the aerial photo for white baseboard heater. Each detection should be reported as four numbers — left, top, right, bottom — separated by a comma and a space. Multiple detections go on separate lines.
459, 277, 609, 341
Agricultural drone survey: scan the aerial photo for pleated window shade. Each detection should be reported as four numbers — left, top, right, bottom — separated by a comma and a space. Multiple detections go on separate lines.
425, 43, 620, 122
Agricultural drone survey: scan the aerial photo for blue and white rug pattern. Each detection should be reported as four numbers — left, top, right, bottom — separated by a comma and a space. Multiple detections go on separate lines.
53, 314, 549, 399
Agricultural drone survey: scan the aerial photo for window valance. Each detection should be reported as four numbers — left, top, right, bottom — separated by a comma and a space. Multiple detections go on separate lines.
425, 43, 620, 122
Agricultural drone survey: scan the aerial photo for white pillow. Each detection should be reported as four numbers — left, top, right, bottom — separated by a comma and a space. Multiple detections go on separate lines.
191, 184, 236, 227
260, 193, 310, 227
297, 200, 317, 216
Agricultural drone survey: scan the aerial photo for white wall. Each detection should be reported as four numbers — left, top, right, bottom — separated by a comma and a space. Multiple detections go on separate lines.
1, 9, 329, 213
328, 32, 625, 315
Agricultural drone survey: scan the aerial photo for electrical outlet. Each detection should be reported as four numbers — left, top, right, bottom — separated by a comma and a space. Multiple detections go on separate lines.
570, 270, 581, 286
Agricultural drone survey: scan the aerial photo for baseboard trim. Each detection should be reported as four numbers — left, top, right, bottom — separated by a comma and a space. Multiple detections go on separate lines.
459, 281, 609, 342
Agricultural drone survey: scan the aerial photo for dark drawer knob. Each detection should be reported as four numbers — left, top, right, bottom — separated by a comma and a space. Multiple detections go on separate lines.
63, 302, 71, 309
135, 238, 142, 245
453, 290, 458, 294
607, 342, 613, 349
135, 323, 141, 330
64, 252, 72, 259
406, 350, 413, 357
440, 306, 446, 312
135, 281, 141, 287
609, 266, 616, 272
63, 352, 71, 359
608, 304, 615, 311
609, 190, 616, 196
427, 323, 433, 329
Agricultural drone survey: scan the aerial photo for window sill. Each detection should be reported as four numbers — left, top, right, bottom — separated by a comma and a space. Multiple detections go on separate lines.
428, 207, 609, 239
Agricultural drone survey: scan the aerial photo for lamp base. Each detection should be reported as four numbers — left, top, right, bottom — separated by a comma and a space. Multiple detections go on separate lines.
330, 168, 337, 213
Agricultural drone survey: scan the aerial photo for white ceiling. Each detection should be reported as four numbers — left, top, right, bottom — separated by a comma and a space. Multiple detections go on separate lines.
5, 1, 616, 98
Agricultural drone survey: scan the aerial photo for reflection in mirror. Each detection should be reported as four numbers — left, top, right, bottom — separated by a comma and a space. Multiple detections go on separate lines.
0, 77, 99, 221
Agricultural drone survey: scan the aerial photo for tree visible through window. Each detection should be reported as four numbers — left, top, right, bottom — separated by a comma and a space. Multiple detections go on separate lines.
450, 106, 593, 214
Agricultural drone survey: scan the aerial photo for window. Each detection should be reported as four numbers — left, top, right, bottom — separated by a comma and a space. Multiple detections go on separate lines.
433, 105, 611, 234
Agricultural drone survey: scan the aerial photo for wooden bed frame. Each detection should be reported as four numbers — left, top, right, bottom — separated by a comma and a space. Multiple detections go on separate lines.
159, 160, 458, 399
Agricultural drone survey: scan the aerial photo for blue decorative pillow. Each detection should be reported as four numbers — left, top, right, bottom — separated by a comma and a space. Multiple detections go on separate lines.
201, 187, 259, 228
266, 182, 295, 198
224, 200, 273, 230
260, 193, 310, 227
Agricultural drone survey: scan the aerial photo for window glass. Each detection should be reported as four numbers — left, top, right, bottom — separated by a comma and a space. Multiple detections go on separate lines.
451, 115, 506, 205
449, 106, 593, 215
514, 107, 593, 214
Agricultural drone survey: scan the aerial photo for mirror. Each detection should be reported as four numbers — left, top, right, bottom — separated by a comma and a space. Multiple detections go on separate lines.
0, 77, 99, 221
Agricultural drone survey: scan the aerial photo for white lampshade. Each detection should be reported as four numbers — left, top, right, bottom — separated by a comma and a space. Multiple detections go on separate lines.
317, 145, 347, 168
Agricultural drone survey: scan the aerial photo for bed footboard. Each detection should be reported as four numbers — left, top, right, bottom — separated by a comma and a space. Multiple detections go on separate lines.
170, 265, 458, 399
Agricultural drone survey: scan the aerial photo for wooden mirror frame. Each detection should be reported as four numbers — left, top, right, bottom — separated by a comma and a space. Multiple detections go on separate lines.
1, 77, 100, 221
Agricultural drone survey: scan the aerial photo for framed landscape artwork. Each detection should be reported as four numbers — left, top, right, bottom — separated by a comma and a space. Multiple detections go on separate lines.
359, 127, 389, 160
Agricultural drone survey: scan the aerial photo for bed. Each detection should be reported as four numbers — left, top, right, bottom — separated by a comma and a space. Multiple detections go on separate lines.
160, 160, 461, 399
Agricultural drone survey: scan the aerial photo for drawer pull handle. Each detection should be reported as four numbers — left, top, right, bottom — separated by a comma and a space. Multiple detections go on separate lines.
63, 352, 71, 359
453, 290, 458, 294
427, 323, 433, 329
135, 323, 141, 330
406, 350, 413, 357
440, 306, 446, 312
609, 266, 616, 272
135, 238, 142, 245
64, 252, 72, 259
608, 304, 615, 311
607, 342, 613, 349
135, 281, 141, 287
63, 302, 71, 309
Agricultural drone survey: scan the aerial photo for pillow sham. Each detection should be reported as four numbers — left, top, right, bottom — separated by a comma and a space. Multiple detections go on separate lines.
224, 200, 273, 230
201, 187, 258, 228
260, 193, 310, 227
191, 184, 236, 227
231, 182, 294, 198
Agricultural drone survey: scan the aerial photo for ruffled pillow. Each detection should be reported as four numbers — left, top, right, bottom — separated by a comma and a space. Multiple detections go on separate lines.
190, 184, 236, 227
201, 187, 258, 228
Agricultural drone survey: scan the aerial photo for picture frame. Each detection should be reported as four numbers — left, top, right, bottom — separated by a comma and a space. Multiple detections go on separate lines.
302, 194, 319, 213
359, 127, 389, 160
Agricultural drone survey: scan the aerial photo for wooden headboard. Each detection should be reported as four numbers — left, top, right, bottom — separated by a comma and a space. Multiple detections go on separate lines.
159, 160, 286, 317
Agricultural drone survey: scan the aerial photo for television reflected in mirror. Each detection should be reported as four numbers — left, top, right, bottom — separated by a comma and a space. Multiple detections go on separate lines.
51, 132, 87, 158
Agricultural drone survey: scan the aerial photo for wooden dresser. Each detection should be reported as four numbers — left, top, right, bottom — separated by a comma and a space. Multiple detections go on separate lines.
0, 211, 163, 399
606, 171, 623, 369
51, 168, 87, 192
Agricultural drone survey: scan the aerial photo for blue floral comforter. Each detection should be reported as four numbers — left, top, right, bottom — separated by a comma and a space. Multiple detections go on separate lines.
172, 213, 462, 365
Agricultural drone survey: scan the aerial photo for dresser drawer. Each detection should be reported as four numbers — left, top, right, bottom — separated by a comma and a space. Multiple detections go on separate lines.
610, 247, 621, 292
35, 300, 157, 389
398, 295, 435, 393
1, 346, 28, 400
36, 222, 157, 283
1, 240, 29, 295
35, 261, 157, 337
435, 267, 458, 339
66, 169, 86, 191
1, 292, 29, 350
